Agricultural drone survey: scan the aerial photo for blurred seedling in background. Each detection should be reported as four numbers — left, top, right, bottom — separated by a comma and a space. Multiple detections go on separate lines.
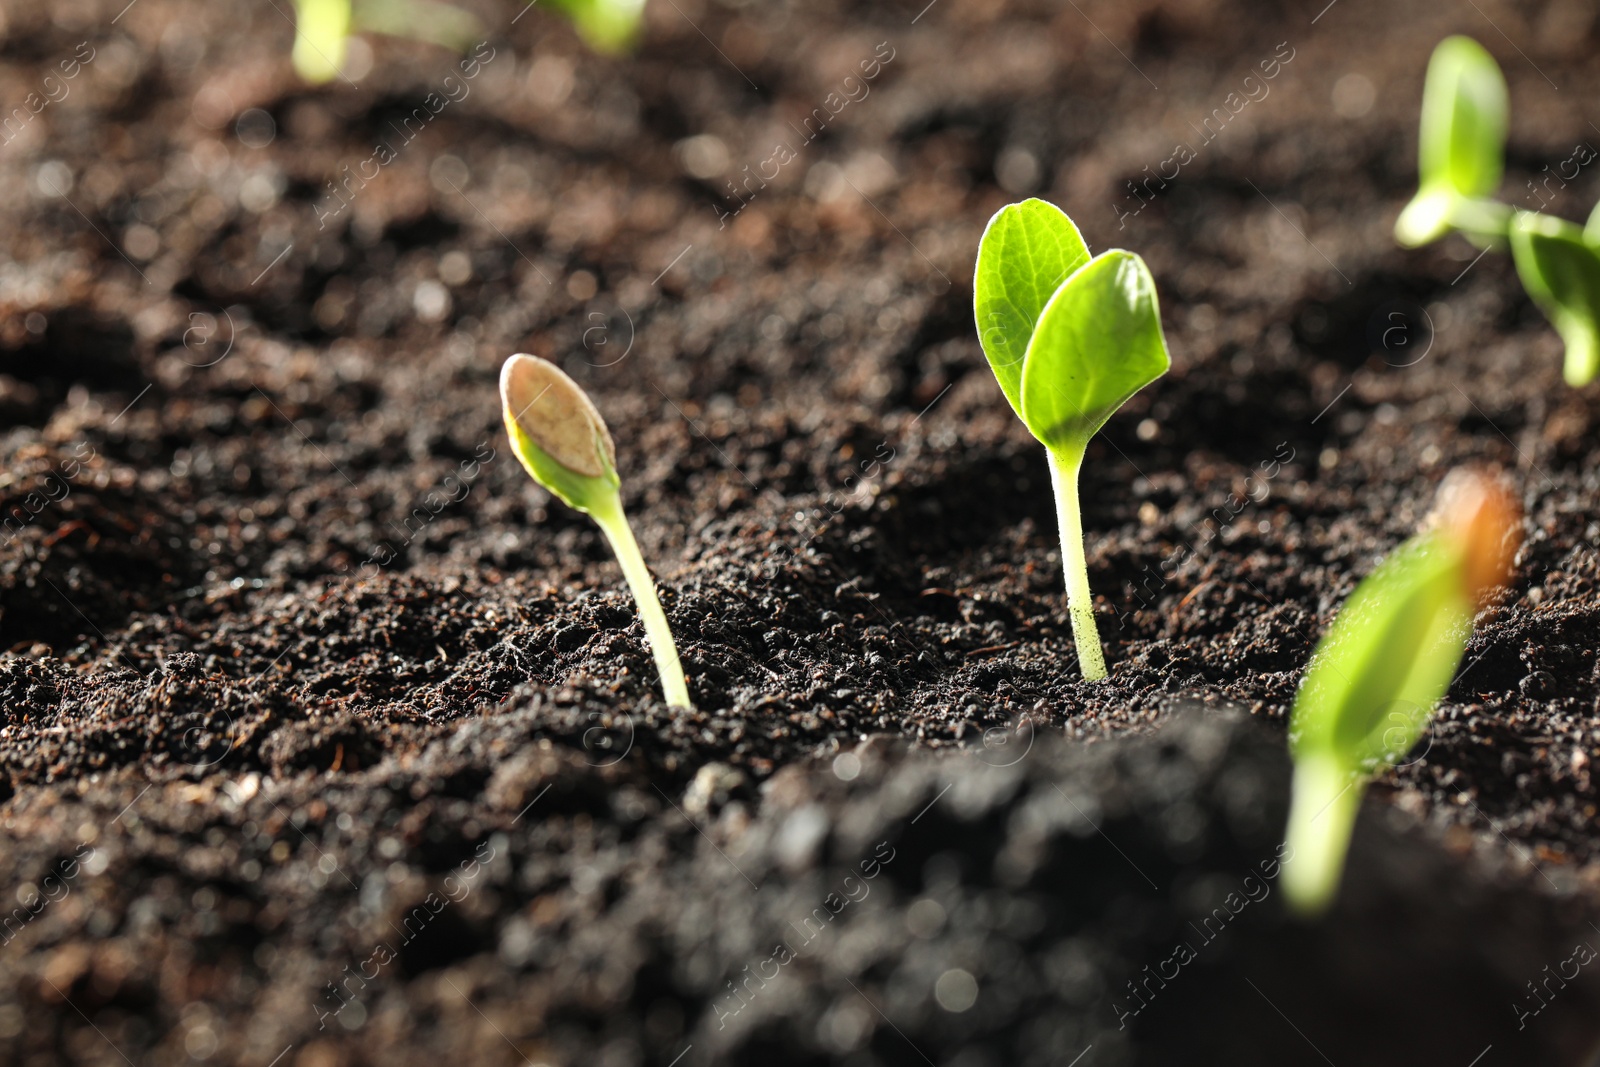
538, 0, 647, 51
1396, 35, 1600, 386
1510, 213, 1600, 387
1393, 36, 1511, 250
500, 354, 692, 710
1282, 469, 1521, 916
974, 199, 1171, 681
290, 0, 644, 83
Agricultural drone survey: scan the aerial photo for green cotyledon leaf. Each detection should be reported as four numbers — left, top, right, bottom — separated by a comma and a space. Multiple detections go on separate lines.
1509, 211, 1600, 386
1288, 532, 1472, 770
1420, 36, 1507, 200
1395, 36, 1508, 247
973, 198, 1091, 420
1017, 250, 1170, 454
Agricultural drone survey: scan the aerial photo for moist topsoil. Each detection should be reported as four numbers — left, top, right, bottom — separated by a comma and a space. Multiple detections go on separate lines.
1, 0, 1599, 1063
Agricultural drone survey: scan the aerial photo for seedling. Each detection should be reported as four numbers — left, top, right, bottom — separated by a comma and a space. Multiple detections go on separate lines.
1509, 212, 1600, 386
292, 0, 353, 83
1394, 35, 1510, 249
541, 0, 648, 52
1395, 36, 1600, 385
974, 199, 1171, 680
1282, 470, 1520, 916
500, 354, 692, 709
289, 0, 643, 83
290, 0, 477, 82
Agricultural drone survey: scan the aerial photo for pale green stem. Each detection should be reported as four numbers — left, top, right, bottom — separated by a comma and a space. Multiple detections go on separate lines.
1282, 754, 1362, 917
1445, 196, 1514, 247
588, 492, 693, 709
1046, 446, 1107, 681
1396, 190, 1512, 249
1559, 320, 1600, 387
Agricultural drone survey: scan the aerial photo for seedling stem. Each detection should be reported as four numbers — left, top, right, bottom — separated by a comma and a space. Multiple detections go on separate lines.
1281, 753, 1358, 913
586, 492, 693, 709
1046, 446, 1107, 681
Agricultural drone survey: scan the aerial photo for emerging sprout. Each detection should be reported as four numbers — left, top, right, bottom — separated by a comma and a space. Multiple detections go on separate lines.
974, 199, 1171, 681
289, 0, 643, 84
540, 0, 648, 52
1509, 212, 1600, 387
1394, 35, 1510, 249
292, 0, 353, 84
500, 354, 692, 709
1283, 470, 1521, 916
290, 0, 480, 82
1394, 35, 1600, 385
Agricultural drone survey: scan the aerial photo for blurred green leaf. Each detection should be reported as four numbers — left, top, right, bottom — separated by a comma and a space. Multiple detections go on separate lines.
1510, 211, 1600, 386
292, 0, 647, 86
292, 0, 353, 84
1283, 530, 1475, 917
1396, 36, 1508, 247
1276, 447, 1543, 923
539, 0, 648, 52
1289, 534, 1471, 768
353, 0, 483, 50
1419, 36, 1507, 199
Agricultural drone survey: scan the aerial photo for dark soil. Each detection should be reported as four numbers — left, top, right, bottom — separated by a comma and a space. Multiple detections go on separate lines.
1, 0, 1599, 1063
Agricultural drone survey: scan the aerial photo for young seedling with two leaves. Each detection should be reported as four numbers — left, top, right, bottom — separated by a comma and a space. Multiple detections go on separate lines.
1282, 470, 1520, 916
500, 354, 693, 709
1396, 35, 1600, 386
289, 0, 644, 83
974, 199, 1171, 681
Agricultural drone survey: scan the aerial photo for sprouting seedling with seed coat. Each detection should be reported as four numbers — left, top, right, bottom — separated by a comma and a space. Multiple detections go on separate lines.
500, 354, 692, 709
974, 199, 1171, 681
1282, 470, 1520, 917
